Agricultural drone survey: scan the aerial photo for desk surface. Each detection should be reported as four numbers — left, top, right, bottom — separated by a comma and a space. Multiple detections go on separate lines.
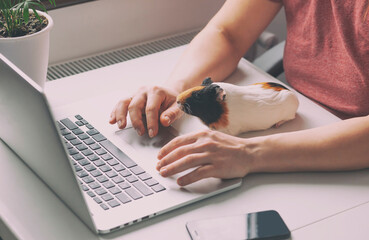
1, 46, 369, 240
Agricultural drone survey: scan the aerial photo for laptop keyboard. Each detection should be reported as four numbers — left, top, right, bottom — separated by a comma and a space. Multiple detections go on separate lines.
57, 115, 166, 211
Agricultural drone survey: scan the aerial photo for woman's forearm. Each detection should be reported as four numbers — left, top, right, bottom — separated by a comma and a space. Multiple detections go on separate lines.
165, 0, 283, 93
249, 115, 369, 173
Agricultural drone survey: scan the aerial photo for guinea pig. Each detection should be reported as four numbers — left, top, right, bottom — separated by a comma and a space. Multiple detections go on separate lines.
176, 77, 299, 136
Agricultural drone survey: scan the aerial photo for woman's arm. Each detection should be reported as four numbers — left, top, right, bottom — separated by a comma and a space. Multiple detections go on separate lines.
166, 0, 283, 93
157, 116, 369, 186
251, 115, 369, 173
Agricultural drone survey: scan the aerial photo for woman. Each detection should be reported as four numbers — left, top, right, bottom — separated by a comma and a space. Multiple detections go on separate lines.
110, 0, 369, 186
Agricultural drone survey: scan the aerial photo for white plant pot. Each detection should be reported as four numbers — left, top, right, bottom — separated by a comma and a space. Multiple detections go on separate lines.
0, 10, 53, 88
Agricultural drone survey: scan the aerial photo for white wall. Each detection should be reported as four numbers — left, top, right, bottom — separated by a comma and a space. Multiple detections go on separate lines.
48, 0, 287, 64
48, 0, 225, 64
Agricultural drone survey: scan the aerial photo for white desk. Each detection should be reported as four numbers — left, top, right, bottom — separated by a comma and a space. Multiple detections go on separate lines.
1, 46, 369, 240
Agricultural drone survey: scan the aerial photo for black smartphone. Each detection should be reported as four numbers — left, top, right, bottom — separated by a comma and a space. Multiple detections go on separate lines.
186, 210, 291, 240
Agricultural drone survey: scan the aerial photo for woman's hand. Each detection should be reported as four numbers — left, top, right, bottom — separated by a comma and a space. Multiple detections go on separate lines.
156, 130, 253, 186
109, 85, 183, 138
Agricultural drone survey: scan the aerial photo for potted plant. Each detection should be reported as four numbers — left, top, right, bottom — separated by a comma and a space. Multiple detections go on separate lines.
0, 0, 56, 88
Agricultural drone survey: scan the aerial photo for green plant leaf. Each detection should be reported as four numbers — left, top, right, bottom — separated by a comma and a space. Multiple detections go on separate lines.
23, 1, 29, 23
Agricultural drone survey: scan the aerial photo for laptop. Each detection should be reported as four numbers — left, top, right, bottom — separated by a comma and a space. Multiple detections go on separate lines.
0, 53, 242, 234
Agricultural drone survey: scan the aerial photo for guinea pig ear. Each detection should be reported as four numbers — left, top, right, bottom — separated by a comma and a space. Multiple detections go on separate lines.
201, 77, 213, 86
216, 87, 226, 102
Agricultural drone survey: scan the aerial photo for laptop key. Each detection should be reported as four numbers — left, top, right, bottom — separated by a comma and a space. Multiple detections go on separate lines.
88, 182, 101, 190
118, 182, 131, 190
72, 153, 84, 161
95, 148, 107, 155
112, 176, 125, 184
126, 175, 138, 183
151, 184, 166, 193
138, 173, 152, 181
93, 197, 102, 204
125, 187, 143, 200
82, 176, 94, 184
145, 178, 158, 187
89, 143, 101, 150
76, 144, 88, 151
87, 129, 99, 136
101, 153, 113, 161
116, 192, 131, 204
100, 203, 109, 210
96, 175, 109, 183
74, 165, 83, 172
78, 133, 90, 140
113, 164, 125, 172
84, 164, 96, 172
106, 171, 118, 178
120, 169, 131, 177
68, 148, 79, 155
100, 140, 137, 168
95, 188, 107, 195
87, 191, 96, 197
65, 134, 76, 141
61, 118, 78, 130
108, 200, 121, 208
72, 128, 84, 135
93, 133, 107, 142
109, 187, 122, 195
107, 159, 119, 166
101, 193, 114, 202
131, 166, 145, 175
88, 154, 99, 161
60, 128, 71, 136
82, 149, 93, 156
100, 165, 112, 172
84, 138, 95, 145
90, 169, 102, 177
76, 170, 88, 178
94, 159, 105, 167
103, 181, 115, 189
133, 181, 153, 196
70, 139, 82, 146
79, 159, 90, 166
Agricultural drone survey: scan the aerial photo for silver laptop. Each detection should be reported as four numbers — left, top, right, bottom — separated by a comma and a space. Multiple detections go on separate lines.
0, 53, 241, 234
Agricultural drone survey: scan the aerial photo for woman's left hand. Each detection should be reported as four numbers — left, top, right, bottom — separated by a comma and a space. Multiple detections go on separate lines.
156, 129, 253, 186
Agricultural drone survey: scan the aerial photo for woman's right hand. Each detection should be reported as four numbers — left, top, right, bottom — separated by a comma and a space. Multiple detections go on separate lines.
109, 85, 183, 138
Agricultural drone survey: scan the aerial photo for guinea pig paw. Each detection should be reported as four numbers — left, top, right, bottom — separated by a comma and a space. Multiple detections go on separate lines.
216, 88, 226, 102
273, 120, 287, 128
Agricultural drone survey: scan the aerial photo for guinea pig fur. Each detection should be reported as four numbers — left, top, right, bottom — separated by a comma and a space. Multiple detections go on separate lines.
176, 77, 299, 136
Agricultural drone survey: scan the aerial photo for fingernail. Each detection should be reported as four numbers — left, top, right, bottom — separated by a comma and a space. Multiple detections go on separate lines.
136, 128, 143, 136
148, 129, 154, 138
117, 120, 122, 127
160, 168, 167, 176
156, 162, 161, 170
177, 178, 184, 186
164, 116, 171, 125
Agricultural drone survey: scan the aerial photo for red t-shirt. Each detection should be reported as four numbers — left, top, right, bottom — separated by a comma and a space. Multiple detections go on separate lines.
280, 0, 369, 118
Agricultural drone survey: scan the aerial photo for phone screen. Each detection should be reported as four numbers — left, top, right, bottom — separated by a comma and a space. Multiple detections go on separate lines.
186, 210, 290, 240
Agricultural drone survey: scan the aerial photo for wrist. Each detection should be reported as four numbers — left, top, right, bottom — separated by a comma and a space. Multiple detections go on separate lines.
242, 136, 270, 174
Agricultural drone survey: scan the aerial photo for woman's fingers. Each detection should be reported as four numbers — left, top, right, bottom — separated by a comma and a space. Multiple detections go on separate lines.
157, 132, 201, 159
159, 153, 210, 177
109, 98, 131, 129
145, 89, 166, 138
177, 165, 216, 186
110, 85, 180, 137
160, 102, 183, 127
157, 142, 206, 170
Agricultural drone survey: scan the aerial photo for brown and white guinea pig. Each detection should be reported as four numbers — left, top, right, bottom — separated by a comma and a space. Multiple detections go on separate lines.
176, 77, 299, 136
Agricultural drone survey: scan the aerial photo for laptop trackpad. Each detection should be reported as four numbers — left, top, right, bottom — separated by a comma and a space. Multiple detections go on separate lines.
115, 125, 179, 150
